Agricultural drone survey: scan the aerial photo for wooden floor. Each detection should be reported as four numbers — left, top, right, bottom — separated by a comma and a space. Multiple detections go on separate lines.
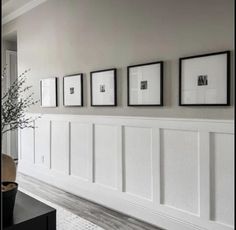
17, 173, 163, 230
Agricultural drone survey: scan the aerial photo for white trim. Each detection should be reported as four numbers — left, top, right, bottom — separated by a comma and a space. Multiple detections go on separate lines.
117, 126, 123, 192
28, 113, 234, 124
199, 131, 210, 220
2, 0, 48, 25
152, 127, 161, 208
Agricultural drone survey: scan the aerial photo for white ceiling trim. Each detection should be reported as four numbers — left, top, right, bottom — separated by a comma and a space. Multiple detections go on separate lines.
2, 0, 48, 25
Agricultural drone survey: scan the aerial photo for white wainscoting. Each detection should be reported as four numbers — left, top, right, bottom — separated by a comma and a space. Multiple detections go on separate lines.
18, 114, 234, 230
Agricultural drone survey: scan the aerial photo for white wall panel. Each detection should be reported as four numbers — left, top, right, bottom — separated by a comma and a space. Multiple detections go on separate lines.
124, 126, 152, 199
160, 129, 199, 214
70, 122, 90, 180
20, 126, 34, 163
51, 121, 69, 174
210, 133, 234, 226
18, 114, 234, 230
35, 119, 50, 168
94, 124, 118, 189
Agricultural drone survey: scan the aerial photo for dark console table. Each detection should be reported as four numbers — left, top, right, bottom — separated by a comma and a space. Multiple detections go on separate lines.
3, 191, 56, 230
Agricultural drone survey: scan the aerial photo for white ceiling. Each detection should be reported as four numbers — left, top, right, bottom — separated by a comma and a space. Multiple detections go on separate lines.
2, 0, 11, 5
2, 0, 33, 17
2, 0, 47, 24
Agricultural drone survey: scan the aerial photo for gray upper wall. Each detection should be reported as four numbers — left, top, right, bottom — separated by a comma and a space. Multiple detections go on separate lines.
2, 0, 234, 119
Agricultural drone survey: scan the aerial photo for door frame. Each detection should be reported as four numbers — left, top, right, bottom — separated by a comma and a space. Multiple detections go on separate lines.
5, 50, 18, 157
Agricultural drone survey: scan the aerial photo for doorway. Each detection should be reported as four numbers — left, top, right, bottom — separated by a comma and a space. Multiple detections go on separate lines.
6, 50, 18, 160
2, 31, 18, 160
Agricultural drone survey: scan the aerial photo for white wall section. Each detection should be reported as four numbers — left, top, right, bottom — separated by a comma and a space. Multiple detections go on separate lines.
35, 119, 50, 168
160, 129, 199, 214
51, 120, 69, 174
18, 113, 234, 230
94, 124, 118, 189
124, 126, 153, 200
210, 133, 234, 226
70, 122, 90, 180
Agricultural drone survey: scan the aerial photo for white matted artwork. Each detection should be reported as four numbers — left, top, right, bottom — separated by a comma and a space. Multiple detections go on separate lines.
90, 68, 116, 106
40, 77, 57, 107
180, 51, 230, 105
128, 62, 163, 106
63, 74, 83, 107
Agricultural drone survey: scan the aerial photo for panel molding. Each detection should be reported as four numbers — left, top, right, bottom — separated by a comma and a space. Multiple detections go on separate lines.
68, 121, 72, 175
50, 120, 69, 174
34, 119, 50, 169
70, 121, 91, 181
160, 129, 199, 215
94, 124, 119, 190
117, 125, 123, 192
152, 127, 161, 209
199, 131, 210, 220
209, 132, 234, 227
18, 113, 234, 230
89, 123, 94, 183
49, 120, 52, 169
123, 126, 153, 200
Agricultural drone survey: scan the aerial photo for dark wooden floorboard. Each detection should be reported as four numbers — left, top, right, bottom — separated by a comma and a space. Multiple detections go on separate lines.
16, 173, 163, 230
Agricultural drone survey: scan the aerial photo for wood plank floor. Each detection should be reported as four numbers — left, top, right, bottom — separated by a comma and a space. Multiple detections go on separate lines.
17, 173, 163, 230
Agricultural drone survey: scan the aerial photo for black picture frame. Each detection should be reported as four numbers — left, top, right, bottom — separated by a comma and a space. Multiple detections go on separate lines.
63, 73, 83, 107
179, 51, 230, 106
40, 77, 58, 107
90, 68, 117, 106
127, 61, 164, 106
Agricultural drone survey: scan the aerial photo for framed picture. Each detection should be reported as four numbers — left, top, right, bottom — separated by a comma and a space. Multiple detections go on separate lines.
179, 51, 230, 106
40, 77, 57, 107
63, 74, 83, 107
90, 68, 117, 106
127, 61, 163, 106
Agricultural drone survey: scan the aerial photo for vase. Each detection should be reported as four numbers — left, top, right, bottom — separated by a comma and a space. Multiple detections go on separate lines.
1, 153, 18, 226
2, 181, 18, 226
2, 153, 17, 182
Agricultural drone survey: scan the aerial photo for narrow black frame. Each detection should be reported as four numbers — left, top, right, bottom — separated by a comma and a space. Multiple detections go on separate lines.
179, 51, 230, 106
40, 77, 58, 107
63, 73, 83, 107
90, 68, 117, 107
127, 61, 164, 106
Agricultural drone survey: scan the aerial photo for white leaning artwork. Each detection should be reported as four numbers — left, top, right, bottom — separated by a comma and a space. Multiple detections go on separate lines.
40, 77, 57, 107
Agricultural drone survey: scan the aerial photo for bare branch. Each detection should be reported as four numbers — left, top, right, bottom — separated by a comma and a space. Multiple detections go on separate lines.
1, 68, 39, 136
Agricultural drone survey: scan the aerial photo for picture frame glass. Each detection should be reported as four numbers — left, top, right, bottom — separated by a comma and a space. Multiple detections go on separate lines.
64, 74, 82, 106
129, 63, 162, 105
181, 53, 228, 105
41, 78, 57, 107
91, 70, 115, 106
